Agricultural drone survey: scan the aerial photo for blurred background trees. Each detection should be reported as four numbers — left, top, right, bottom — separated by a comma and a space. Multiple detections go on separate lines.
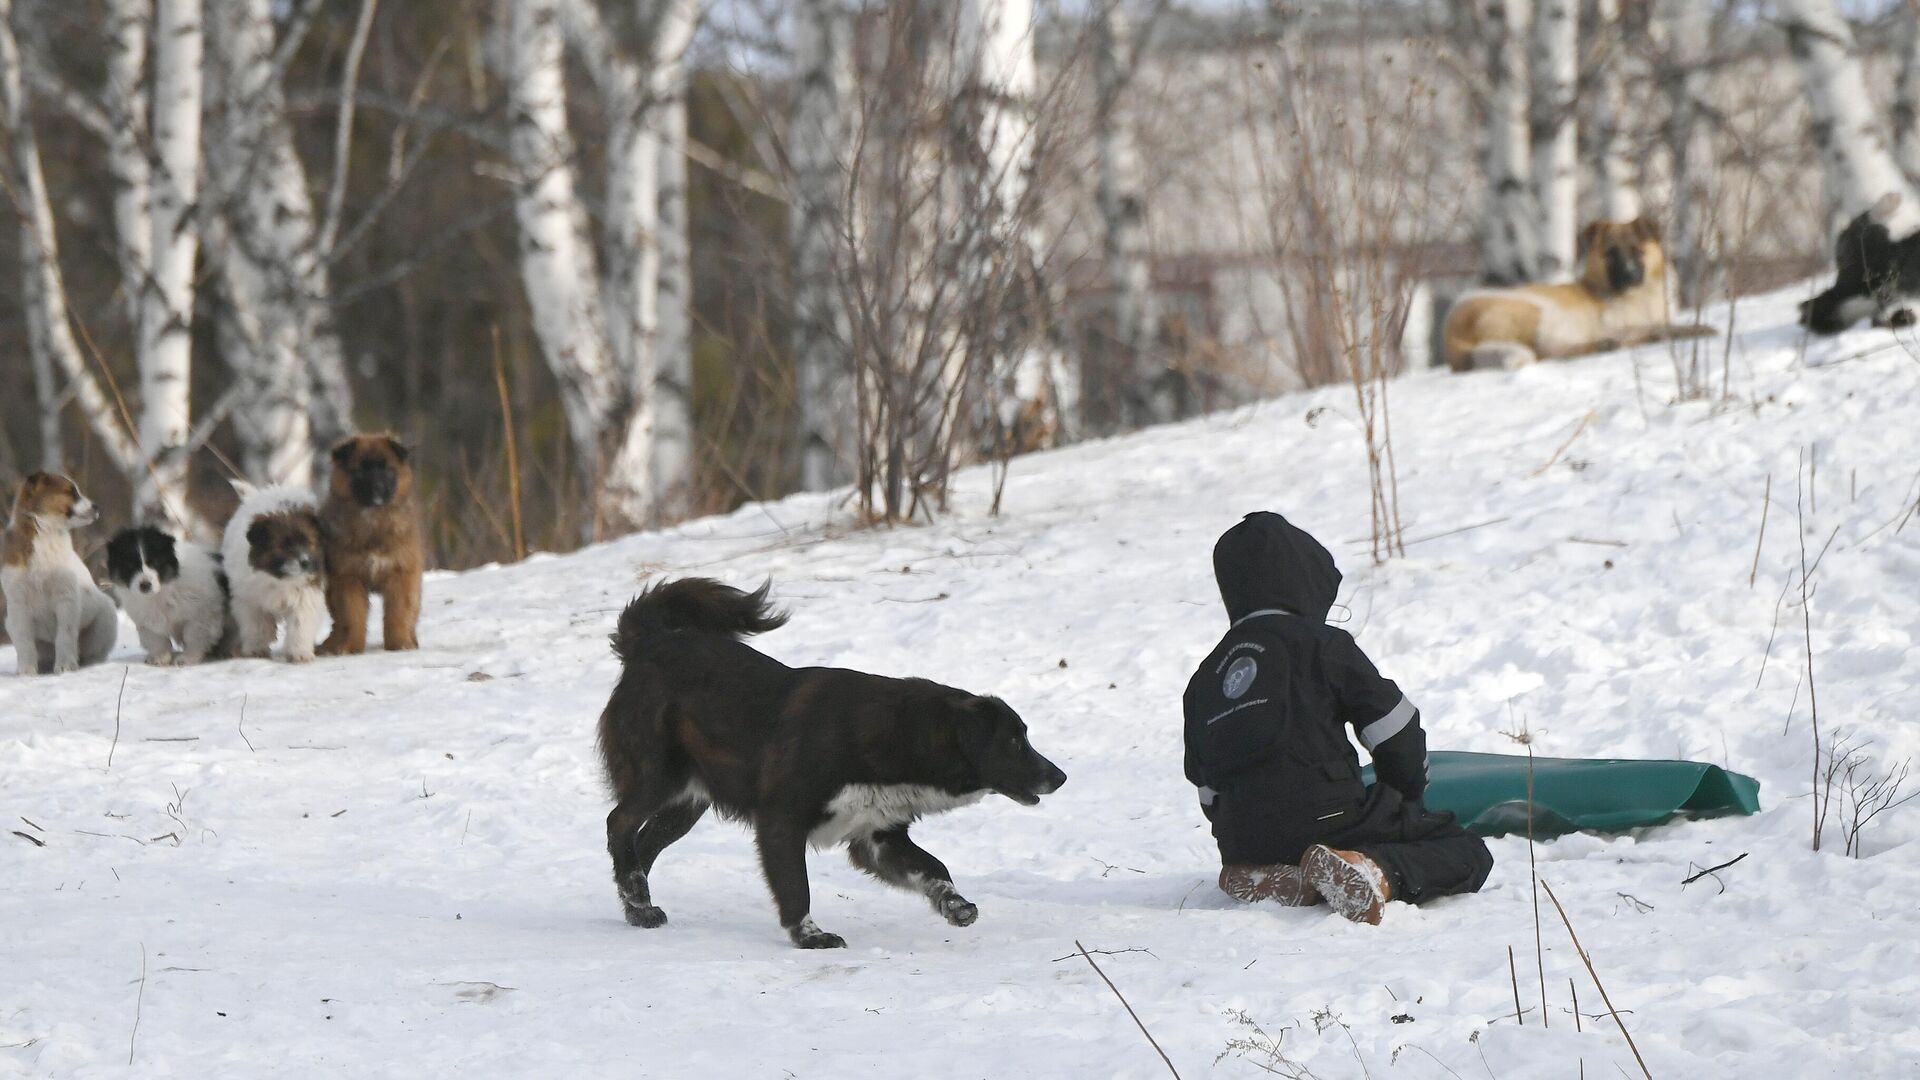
0, 0, 1907, 567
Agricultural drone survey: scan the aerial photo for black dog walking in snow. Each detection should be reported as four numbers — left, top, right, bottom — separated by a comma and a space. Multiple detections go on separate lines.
597, 577, 1067, 948
1185, 512, 1492, 923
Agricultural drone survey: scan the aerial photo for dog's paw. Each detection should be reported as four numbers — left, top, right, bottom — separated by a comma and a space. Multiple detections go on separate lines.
787, 917, 846, 949
937, 894, 978, 928
145, 652, 176, 667
624, 904, 668, 928
51, 659, 79, 674
314, 639, 354, 657
385, 637, 419, 652
282, 651, 315, 665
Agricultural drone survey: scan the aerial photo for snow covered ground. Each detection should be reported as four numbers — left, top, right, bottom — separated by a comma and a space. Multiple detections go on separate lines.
5, 285, 1920, 1078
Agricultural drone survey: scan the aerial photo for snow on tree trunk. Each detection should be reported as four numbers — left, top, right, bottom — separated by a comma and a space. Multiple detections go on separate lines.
1529, 0, 1577, 280
1778, 0, 1920, 242
1657, 0, 1717, 308
205, 0, 349, 487
1479, 0, 1540, 284
1091, 0, 1160, 434
789, 0, 855, 492
1894, 4, 1920, 187
133, 0, 203, 525
1582, 0, 1639, 220
506, 0, 649, 531
0, 0, 142, 481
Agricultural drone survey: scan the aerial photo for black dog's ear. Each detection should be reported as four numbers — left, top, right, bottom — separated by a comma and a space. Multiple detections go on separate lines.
245, 521, 268, 549
384, 436, 410, 463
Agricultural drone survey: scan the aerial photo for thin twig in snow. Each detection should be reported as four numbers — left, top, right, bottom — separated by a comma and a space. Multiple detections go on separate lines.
1074, 940, 1180, 1078
107, 667, 128, 769
237, 695, 254, 753
128, 942, 146, 1065
1541, 881, 1652, 1080
1681, 851, 1749, 886
1748, 472, 1770, 588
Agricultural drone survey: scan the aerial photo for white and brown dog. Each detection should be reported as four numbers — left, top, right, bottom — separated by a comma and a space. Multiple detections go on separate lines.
1444, 218, 1712, 371
105, 526, 235, 666
2, 473, 119, 675
223, 482, 327, 663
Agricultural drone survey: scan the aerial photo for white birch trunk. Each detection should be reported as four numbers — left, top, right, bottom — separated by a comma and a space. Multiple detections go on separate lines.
0, 0, 143, 480
103, 0, 152, 335
1529, 0, 1577, 280
1778, 0, 1920, 241
651, 1, 697, 515
1480, 0, 1540, 284
1657, 0, 1717, 308
1893, 4, 1920, 188
1092, 0, 1159, 433
507, 0, 650, 529
208, 219, 313, 488
1582, 0, 1639, 220
205, 0, 351, 486
134, 0, 202, 524
789, 0, 854, 491
956, 0, 1071, 440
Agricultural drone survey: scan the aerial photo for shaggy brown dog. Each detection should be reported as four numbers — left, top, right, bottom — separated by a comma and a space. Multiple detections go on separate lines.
317, 434, 422, 654
1444, 218, 1713, 372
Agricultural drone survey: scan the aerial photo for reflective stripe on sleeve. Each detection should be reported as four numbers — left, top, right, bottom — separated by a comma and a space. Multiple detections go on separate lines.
1198, 786, 1217, 806
1359, 695, 1416, 750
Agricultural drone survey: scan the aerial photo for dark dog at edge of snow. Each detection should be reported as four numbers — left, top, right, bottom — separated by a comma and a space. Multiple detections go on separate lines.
1801, 193, 1920, 334
597, 577, 1068, 949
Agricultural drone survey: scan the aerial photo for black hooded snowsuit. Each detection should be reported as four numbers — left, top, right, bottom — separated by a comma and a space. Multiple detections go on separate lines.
1183, 513, 1492, 904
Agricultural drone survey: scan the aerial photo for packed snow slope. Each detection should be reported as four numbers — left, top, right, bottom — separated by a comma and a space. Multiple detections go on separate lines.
5, 286, 1920, 1079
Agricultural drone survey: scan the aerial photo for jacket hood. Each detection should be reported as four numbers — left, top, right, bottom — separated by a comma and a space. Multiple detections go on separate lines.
1211, 511, 1342, 622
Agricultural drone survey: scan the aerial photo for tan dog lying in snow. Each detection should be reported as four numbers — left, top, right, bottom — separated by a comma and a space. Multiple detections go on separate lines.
1444, 218, 1713, 372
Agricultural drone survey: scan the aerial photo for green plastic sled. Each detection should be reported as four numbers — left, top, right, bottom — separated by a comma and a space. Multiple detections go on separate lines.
1361, 750, 1763, 838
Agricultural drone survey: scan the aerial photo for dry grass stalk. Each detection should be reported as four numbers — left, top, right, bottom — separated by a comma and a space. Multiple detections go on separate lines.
1541, 880, 1653, 1080
491, 328, 526, 562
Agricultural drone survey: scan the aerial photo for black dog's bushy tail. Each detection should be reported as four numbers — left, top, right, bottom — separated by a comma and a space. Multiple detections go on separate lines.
611, 576, 789, 662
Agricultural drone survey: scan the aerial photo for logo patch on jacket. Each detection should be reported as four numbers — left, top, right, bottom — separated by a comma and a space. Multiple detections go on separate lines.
1222, 656, 1258, 700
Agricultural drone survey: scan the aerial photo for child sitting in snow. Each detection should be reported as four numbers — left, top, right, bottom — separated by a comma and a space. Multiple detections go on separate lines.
1183, 512, 1493, 923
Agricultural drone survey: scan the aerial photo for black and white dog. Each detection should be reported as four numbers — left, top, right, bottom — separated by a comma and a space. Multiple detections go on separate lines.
1802, 193, 1920, 334
104, 526, 235, 666
597, 577, 1068, 949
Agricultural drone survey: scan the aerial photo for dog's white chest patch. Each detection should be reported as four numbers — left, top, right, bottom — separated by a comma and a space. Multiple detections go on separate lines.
809, 784, 982, 849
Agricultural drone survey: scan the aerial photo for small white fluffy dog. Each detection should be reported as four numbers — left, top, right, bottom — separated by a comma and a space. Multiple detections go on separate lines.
104, 526, 235, 665
2, 473, 119, 675
222, 482, 328, 663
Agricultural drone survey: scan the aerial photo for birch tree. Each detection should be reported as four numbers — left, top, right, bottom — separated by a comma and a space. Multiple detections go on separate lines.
651, 1, 697, 514
204, 0, 355, 487
1529, 0, 1577, 279
1656, 0, 1720, 307
951, 0, 1073, 445
1582, 0, 1639, 221
132, 0, 203, 523
506, 0, 654, 530
1479, 0, 1540, 284
0, 0, 144, 485
788, 0, 855, 491
1778, 0, 1920, 241
1090, 0, 1162, 434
